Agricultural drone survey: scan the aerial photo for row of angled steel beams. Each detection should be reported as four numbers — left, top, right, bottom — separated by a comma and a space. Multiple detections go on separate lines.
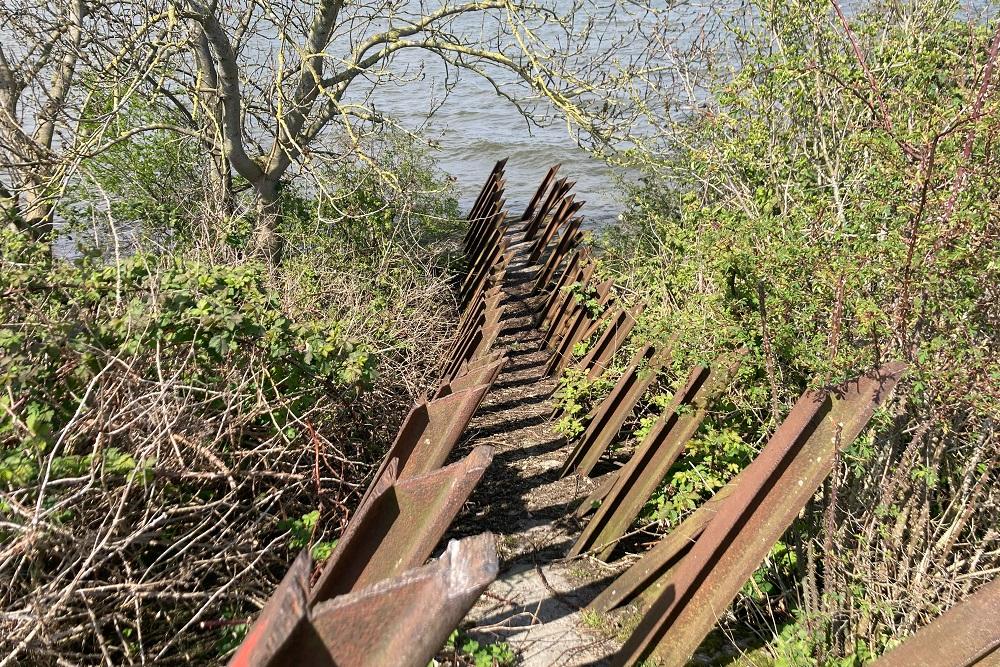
229, 162, 517, 667
519, 167, 984, 667
233, 162, 992, 667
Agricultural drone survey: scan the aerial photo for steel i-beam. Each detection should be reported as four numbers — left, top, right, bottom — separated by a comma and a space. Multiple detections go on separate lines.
612, 362, 906, 667
567, 350, 745, 560
310, 445, 494, 604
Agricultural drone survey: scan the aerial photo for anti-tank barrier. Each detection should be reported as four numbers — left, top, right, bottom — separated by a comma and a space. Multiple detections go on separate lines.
227, 164, 514, 667
229, 163, 989, 667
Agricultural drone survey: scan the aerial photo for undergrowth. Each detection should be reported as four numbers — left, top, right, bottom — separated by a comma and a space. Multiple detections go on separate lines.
562, 0, 999, 663
0, 138, 463, 663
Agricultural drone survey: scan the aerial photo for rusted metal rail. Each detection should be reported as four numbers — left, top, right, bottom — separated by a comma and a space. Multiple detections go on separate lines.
359, 385, 492, 508
568, 350, 745, 560
229, 164, 514, 666
559, 344, 665, 478
520, 164, 561, 222
542, 279, 615, 377
229, 533, 498, 667
522, 176, 574, 242
610, 361, 906, 667
538, 252, 595, 331
571, 304, 642, 381
311, 445, 494, 603
231, 164, 921, 667
871, 576, 1000, 667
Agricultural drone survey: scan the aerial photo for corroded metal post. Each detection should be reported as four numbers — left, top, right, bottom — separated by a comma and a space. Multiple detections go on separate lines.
871, 576, 1000, 667
611, 362, 906, 667
311, 445, 494, 604
230, 534, 498, 667
568, 350, 744, 560
559, 344, 665, 478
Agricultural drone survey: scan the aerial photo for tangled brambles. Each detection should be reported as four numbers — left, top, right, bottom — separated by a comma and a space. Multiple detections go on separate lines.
0, 152, 462, 663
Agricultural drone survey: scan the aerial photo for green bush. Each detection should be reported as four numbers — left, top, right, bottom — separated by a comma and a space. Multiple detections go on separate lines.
598, 0, 999, 661
0, 135, 464, 663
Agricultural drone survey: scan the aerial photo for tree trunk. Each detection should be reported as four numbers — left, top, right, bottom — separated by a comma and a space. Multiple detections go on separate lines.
252, 179, 283, 262
205, 152, 235, 232
21, 184, 55, 242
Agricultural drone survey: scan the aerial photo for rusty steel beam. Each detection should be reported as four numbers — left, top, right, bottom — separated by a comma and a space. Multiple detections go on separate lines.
522, 178, 574, 242
452, 288, 502, 353
559, 344, 665, 478
533, 227, 583, 296
467, 201, 506, 256
444, 320, 504, 381
449, 295, 495, 362
521, 164, 561, 222
541, 274, 589, 348
445, 302, 505, 375
535, 244, 583, 306
464, 212, 506, 282
303, 534, 498, 667
467, 158, 506, 219
462, 234, 509, 300
443, 350, 506, 390
543, 280, 616, 377
359, 385, 491, 509
586, 483, 735, 614
467, 178, 502, 228
228, 550, 312, 667
462, 349, 506, 371
460, 240, 509, 308
538, 262, 610, 350
464, 186, 504, 252
567, 350, 745, 561
529, 212, 583, 272
461, 262, 508, 316
444, 308, 505, 379
311, 445, 494, 604
612, 362, 906, 667
573, 471, 621, 520
521, 176, 566, 241
573, 304, 642, 381
463, 228, 501, 287
527, 194, 574, 260
537, 252, 594, 329
465, 196, 505, 258
435, 355, 506, 400
443, 309, 488, 376
464, 169, 505, 242
871, 577, 1000, 667
527, 199, 584, 265
546, 278, 617, 375
232, 534, 499, 667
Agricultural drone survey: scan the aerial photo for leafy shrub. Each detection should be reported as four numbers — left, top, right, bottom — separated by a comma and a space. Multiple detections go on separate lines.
0, 135, 463, 663
598, 0, 999, 661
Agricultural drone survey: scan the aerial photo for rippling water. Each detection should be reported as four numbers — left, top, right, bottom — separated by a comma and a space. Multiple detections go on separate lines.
367, 4, 639, 227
